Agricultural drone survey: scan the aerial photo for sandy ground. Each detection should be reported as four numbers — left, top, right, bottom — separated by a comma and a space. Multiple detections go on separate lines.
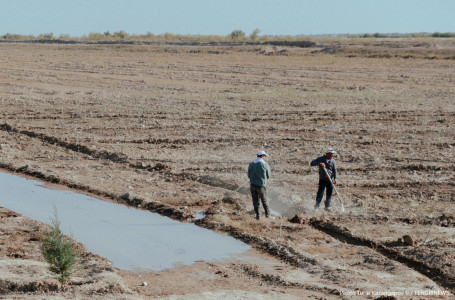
0, 38, 454, 299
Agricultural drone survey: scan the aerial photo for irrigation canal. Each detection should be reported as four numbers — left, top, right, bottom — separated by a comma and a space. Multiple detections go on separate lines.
0, 171, 250, 271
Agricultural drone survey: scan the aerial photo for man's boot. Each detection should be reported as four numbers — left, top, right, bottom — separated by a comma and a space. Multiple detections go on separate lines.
254, 207, 260, 220
264, 205, 271, 218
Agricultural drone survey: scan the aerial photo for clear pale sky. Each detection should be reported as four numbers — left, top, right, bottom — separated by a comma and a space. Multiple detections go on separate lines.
1, 0, 454, 37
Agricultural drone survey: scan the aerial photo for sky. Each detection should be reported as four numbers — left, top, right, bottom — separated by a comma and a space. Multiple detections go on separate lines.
1, 0, 454, 37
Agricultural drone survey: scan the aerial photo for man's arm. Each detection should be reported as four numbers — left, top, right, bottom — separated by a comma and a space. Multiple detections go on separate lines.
310, 156, 322, 166
265, 163, 271, 179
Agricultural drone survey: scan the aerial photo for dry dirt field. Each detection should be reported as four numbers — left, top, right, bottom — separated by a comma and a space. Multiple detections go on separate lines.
0, 38, 454, 299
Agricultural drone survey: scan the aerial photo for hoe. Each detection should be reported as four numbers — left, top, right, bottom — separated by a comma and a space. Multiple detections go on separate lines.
323, 167, 345, 213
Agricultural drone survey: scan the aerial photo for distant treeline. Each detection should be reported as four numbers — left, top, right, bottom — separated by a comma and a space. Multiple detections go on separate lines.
1, 30, 279, 42
1, 30, 454, 41
352, 32, 455, 38
430, 32, 455, 38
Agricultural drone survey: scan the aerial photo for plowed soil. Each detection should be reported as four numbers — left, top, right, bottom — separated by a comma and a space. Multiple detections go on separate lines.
0, 38, 454, 299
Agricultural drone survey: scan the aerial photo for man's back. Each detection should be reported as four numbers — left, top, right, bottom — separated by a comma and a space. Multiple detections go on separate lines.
248, 159, 271, 187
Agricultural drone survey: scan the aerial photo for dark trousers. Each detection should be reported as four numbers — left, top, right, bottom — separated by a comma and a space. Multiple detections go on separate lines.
315, 180, 333, 208
250, 184, 270, 219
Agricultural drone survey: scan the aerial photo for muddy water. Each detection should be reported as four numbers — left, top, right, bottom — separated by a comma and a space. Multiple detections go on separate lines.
0, 172, 250, 271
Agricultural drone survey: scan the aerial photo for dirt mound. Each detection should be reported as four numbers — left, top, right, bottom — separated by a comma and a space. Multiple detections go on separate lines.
288, 214, 306, 224
437, 214, 455, 227
402, 234, 416, 246
258, 46, 289, 56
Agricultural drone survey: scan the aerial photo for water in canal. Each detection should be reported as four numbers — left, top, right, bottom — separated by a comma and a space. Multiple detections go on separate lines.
0, 171, 250, 271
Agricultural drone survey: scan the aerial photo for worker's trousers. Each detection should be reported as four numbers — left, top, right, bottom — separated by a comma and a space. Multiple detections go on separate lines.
250, 184, 270, 219
315, 180, 333, 208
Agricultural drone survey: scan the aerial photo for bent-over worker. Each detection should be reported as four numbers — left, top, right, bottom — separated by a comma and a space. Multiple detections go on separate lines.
310, 148, 338, 211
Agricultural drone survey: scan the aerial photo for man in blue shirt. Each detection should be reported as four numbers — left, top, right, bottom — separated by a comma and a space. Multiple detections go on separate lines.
310, 148, 337, 211
248, 150, 272, 220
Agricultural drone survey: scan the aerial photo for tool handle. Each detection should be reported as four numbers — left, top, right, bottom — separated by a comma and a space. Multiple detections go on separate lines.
323, 167, 345, 212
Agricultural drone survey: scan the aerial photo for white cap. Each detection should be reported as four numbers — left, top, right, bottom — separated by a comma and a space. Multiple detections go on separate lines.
257, 150, 268, 156
326, 148, 336, 154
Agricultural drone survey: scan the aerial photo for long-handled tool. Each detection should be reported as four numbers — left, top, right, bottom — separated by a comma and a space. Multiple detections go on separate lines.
227, 181, 249, 195
323, 167, 345, 213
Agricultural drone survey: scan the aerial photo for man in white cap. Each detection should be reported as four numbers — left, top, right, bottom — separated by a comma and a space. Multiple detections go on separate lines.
310, 148, 338, 211
248, 150, 272, 220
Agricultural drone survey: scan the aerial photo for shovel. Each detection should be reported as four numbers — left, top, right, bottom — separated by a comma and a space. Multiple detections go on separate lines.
323, 167, 345, 213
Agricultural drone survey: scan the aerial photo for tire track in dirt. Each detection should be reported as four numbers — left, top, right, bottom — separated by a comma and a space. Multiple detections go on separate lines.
308, 218, 455, 293
196, 214, 452, 297
330, 214, 455, 228
239, 264, 341, 297
195, 218, 345, 297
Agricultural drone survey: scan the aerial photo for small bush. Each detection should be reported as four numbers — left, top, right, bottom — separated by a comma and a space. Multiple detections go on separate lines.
41, 207, 78, 283
113, 30, 128, 39
250, 29, 260, 41
229, 29, 245, 40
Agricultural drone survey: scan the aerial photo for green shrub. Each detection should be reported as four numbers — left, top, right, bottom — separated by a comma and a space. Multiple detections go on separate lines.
229, 29, 245, 40
41, 207, 78, 283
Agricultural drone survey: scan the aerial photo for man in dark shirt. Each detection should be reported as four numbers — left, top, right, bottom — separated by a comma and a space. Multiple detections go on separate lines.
310, 148, 337, 211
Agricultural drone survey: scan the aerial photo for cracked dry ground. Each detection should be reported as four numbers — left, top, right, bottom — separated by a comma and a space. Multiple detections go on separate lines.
0, 39, 454, 299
